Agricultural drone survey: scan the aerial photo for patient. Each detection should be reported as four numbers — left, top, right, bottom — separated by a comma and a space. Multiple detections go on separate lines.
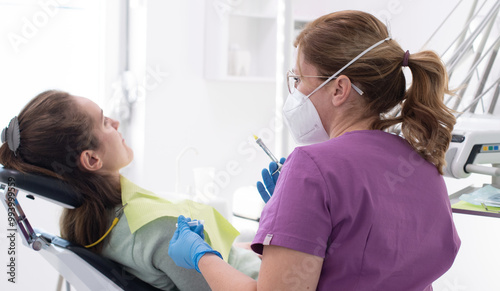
0, 90, 260, 290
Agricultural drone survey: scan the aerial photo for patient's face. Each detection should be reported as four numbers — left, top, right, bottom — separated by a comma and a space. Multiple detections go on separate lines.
74, 96, 134, 173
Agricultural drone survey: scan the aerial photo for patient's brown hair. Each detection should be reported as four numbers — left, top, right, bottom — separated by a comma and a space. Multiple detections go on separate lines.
0, 90, 121, 253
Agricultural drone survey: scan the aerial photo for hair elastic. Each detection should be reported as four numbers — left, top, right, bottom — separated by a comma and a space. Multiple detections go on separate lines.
402, 50, 410, 67
1, 116, 20, 156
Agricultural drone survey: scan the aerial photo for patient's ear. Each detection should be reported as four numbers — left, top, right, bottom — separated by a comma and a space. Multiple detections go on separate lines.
79, 150, 103, 172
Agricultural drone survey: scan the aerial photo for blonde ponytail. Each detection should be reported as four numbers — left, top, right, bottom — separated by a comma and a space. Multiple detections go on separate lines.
398, 51, 455, 174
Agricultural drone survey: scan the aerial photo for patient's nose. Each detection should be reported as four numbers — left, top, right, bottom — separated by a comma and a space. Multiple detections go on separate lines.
111, 118, 120, 129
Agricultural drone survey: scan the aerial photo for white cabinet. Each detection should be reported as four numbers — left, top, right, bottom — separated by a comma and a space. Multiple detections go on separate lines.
204, 0, 278, 81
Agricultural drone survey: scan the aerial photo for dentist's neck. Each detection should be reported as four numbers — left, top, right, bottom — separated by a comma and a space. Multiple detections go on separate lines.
328, 114, 377, 138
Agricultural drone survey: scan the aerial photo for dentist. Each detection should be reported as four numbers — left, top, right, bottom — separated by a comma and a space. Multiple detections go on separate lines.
169, 10, 460, 291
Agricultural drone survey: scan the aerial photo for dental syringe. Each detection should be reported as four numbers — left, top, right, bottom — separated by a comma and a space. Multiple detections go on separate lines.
254, 135, 282, 174
176, 219, 204, 228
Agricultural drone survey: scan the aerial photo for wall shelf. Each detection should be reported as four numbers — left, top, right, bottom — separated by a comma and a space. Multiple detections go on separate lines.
204, 0, 278, 81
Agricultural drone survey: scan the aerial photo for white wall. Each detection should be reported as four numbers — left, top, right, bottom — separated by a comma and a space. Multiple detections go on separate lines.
132, 0, 480, 201
135, 0, 500, 290
131, 0, 277, 210
1, 0, 498, 290
0, 1, 125, 290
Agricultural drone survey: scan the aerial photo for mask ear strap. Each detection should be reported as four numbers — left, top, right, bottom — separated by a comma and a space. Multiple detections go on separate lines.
307, 37, 391, 98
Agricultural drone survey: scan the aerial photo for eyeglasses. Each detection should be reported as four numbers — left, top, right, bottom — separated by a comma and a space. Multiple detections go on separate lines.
286, 70, 364, 96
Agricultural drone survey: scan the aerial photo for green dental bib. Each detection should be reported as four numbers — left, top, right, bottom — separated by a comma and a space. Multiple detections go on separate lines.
120, 175, 240, 262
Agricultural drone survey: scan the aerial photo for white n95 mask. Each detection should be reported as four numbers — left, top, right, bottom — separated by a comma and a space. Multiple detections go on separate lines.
283, 36, 392, 145
282, 89, 330, 145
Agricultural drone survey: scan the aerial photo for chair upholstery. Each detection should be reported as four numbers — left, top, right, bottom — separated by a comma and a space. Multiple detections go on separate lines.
0, 166, 163, 291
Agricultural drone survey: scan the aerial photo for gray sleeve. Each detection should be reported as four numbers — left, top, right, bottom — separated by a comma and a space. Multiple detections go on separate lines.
133, 216, 261, 289
227, 245, 261, 280
133, 217, 211, 291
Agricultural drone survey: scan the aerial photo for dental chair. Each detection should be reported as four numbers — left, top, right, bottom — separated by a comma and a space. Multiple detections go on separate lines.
0, 166, 162, 291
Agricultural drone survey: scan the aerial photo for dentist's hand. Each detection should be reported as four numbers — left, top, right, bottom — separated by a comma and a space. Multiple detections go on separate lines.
190, 221, 204, 240
168, 215, 222, 272
256, 157, 286, 203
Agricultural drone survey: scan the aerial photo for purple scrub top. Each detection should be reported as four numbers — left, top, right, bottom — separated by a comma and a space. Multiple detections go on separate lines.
252, 130, 460, 291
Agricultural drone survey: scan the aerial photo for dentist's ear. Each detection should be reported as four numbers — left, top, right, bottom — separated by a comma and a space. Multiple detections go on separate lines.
331, 75, 353, 107
79, 150, 103, 172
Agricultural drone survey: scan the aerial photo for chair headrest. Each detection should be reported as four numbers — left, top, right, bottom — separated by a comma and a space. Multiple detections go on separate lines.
0, 166, 82, 208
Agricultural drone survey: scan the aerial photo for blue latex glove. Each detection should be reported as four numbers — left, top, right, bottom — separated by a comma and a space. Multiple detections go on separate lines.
256, 157, 286, 203
168, 215, 222, 272
183, 216, 205, 240
191, 223, 204, 240
176, 217, 205, 239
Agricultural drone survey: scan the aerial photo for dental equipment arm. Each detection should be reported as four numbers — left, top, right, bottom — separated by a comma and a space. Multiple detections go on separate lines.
444, 114, 500, 186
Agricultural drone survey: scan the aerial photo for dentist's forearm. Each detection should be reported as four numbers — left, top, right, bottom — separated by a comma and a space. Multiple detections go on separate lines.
198, 253, 257, 291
